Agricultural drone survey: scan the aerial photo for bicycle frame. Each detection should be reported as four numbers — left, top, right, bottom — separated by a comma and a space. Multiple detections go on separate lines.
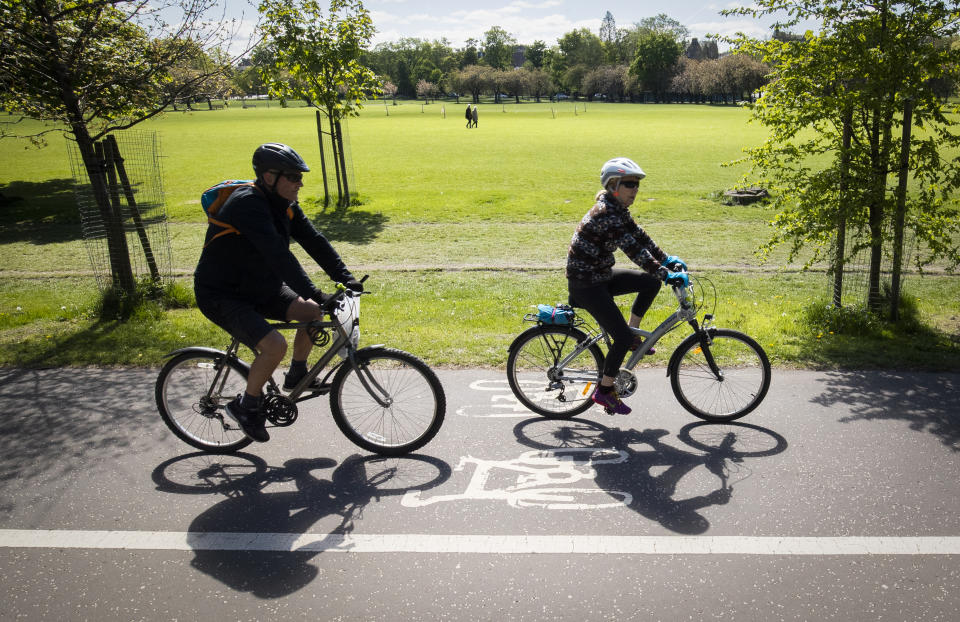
200, 293, 391, 408
551, 281, 706, 376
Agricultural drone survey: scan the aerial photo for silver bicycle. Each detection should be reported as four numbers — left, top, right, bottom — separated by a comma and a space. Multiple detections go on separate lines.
506, 270, 771, 421
156, 281, 446, 456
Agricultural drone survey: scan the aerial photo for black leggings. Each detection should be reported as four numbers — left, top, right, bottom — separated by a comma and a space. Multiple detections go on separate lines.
568, 269, 662, 378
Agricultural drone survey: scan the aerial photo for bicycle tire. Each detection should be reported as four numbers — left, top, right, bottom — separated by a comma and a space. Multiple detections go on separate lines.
156, 350, 253, 453
669, 329, 771, 422
330, 347, 446, 456
506, 325, 604, 419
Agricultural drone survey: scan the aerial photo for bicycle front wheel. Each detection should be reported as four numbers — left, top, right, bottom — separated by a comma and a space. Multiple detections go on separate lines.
330, 347, 446, 456
506, 325, 604, 419
669, 329, 771, 422
155, 350, 253, 453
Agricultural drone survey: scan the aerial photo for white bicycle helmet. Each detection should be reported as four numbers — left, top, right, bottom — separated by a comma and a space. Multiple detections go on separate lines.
600, 157, 645, 188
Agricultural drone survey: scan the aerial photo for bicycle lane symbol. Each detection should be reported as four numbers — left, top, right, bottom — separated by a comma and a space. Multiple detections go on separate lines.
456, 379, 590, 419
401, 448, 632, 510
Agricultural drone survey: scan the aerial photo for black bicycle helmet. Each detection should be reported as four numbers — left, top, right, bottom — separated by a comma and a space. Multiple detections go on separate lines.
252, 143, 310, 177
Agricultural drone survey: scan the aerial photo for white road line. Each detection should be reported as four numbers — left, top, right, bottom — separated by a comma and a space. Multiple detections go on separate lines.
2, 530, 960, 555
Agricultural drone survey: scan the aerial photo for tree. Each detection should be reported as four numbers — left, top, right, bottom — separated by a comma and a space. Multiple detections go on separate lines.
557, 28, 604, 70
461, 38, 480, 67
600, 12, 617, 46
630, 30, 684, 102
415, 78, 436, 102
452, 64, 491, 103
727, 0, 960, 318
526, 67, 554, 102
583, 65, 629, 101
500, 68, 529, 103
525, 40, 547, 69
235, 43, 274, 99
381, 80, 398, 105
259, 0, 380, 207
0, 0, 240, 295
482, 26, 515, 70
638, 13, 689, 41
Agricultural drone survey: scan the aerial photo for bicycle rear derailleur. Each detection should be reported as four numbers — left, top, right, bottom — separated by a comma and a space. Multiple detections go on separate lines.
614, 369, 638, 398
262, 393, 298, 427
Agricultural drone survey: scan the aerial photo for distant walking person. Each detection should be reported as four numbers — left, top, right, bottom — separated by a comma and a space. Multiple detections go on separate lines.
465, 104, 473, 128
472, 105, 478, 128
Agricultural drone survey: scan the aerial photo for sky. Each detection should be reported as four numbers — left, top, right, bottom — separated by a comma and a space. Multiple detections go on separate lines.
223, 0, 818, 52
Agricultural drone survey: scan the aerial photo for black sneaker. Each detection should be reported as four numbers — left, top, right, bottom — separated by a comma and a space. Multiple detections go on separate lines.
224, 396, 270, 442
282, 371, 328, 393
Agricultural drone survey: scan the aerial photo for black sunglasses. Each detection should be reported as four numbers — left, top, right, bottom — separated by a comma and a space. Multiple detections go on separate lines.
619, 180, 640, 189
271, 170, 303, 182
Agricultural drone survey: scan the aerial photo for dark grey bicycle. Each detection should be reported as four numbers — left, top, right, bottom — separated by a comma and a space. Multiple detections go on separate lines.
156, 283, 446, 456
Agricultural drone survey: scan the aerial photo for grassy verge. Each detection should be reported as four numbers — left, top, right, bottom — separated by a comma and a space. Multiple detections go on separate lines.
2, 102, 958, 370
2, 270, 958, 370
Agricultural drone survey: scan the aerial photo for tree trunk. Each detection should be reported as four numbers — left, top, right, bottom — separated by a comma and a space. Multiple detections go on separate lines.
335, 118, 350, 208
105, 135, 160, 282
866, 106, 891, 313
890, 98, 913, 321
92, 139, 136, 293
833, 109, 853, 307
328, 112, 344, 206
315, 110, 331, 207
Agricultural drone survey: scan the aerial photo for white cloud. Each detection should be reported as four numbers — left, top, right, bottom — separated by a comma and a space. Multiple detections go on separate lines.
372, 6, 598, 46
688, 18, 770, 41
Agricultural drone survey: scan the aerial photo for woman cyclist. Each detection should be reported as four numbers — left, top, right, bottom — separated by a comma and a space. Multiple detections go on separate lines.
566, 157, 687, 414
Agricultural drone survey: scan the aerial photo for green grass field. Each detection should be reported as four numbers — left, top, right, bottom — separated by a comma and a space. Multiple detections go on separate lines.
1, 101, 958, 369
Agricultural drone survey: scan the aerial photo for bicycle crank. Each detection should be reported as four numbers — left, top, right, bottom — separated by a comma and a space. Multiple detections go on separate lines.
614, 369, 638, 398
262, 393, 298, 426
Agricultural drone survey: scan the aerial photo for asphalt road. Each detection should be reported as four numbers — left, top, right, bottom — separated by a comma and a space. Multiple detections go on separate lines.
0, 366, 958, 621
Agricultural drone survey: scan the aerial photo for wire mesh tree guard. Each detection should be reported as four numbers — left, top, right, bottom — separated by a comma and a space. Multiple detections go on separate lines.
67, 131, 173, 292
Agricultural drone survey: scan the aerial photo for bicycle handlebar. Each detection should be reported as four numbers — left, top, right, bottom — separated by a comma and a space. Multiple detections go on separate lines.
320, 274, 370, 314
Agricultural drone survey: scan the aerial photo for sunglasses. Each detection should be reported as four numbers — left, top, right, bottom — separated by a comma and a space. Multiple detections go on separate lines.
619, 180, 640, 189
272, 171, 303, 183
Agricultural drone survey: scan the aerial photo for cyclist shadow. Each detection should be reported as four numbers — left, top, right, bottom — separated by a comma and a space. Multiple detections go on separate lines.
513, 417, 788, 535
152, 452, 451, 599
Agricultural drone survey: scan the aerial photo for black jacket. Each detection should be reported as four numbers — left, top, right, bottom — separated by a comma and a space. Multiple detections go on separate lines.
194, 182, 353, 303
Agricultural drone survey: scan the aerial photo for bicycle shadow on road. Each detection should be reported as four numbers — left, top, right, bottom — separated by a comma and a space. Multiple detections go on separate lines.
513, 417, 788, 535
810, 370, 960, 452
152, 451, 451, 599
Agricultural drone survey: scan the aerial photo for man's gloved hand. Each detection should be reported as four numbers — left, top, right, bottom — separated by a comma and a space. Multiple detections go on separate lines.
344, 278, 364, 293
310, 289, 338, 310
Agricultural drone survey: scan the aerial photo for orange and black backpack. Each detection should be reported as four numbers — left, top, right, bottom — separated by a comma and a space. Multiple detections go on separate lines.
201, 180, 293, 247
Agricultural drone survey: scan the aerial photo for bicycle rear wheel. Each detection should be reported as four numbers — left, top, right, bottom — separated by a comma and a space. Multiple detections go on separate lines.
156, 350, 253, 453
669, 329, 771, 422
506, 325, 604, 419
330, 347, 446, 456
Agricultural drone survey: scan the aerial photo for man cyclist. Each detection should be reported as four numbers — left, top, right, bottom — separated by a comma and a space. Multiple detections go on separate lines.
194, 143, 362, 442
566, 157, 688, 415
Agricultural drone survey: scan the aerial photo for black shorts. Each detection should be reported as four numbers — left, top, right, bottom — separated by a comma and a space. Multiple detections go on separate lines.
196, 285, 299, 350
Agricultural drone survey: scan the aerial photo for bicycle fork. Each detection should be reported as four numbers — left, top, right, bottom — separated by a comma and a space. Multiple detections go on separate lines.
346, 350, 393, 408
687, 317, 724, 382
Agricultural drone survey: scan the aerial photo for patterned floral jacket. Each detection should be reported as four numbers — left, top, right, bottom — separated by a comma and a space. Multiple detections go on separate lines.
566, 190, 667, 284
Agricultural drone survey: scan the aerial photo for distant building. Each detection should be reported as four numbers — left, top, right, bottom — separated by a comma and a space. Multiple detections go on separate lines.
512, 45, 526, 69
685, 38, 719, 61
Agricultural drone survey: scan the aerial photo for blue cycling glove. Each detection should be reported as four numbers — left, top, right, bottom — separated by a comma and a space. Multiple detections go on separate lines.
656, 266, 689, 287
665, 255, 687, 271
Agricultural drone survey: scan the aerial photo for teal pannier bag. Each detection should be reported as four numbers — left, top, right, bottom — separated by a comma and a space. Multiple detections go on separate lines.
536, 304, 574, 325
